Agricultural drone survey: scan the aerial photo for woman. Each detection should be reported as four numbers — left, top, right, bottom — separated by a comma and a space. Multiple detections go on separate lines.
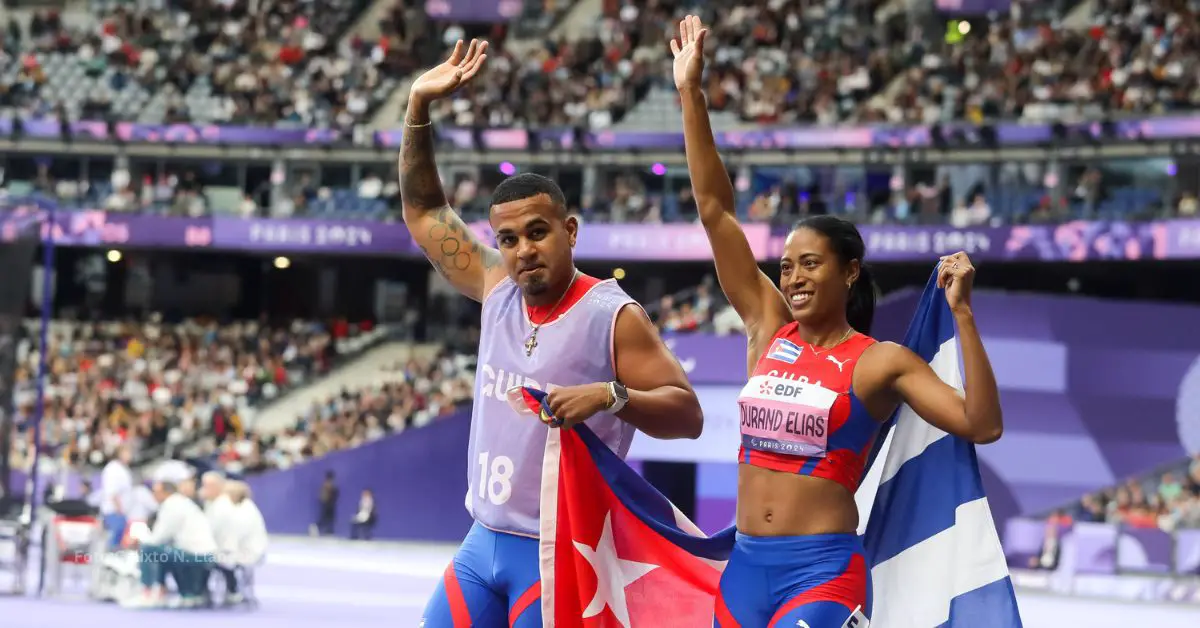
670, 16, 1005, 627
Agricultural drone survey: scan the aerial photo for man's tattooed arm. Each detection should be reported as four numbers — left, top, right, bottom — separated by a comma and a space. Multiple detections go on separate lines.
398, 107, 448, 211
400, 100, 502, 302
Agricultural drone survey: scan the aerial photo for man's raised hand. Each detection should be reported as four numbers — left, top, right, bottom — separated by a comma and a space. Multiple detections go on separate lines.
409, 39, 489, 107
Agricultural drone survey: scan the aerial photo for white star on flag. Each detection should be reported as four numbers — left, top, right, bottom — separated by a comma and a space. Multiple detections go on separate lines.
573, 511, 659, 628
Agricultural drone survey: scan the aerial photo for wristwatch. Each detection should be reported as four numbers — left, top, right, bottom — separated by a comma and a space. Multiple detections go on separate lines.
608, 381, 629, 413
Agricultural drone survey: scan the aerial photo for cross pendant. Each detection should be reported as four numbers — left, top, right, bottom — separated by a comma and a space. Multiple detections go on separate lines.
524, 332, 538, 356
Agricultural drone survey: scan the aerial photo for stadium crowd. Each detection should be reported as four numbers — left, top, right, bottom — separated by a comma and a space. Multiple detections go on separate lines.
4, 0, 1199, 223
4, 0, 1199, 130
1029, 454, 1200, 570
1056, 456, 1200, 532
649, 277, 744, 336
5, 317, 344, 479
425, 0, 904, 128
2, 0, 401, 129
864, 0, 1200, 125
219, 351, 474, 475
3, 315, 478, 504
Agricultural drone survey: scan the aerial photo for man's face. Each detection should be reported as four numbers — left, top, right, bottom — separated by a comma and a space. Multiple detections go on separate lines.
201, 478, 221, 501
490, 194, 577, 299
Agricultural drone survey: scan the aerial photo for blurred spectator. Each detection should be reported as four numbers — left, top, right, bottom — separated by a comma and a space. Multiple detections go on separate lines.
124, 479, 217, 609
221, 480, 267, 604
313, 470, 338, 537
650, 277, 740, 335
100, 444, 133, 548
350, 488, 377, 540
1030, 509, 1072, 569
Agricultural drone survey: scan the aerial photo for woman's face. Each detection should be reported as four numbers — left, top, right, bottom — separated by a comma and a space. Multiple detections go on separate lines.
778, 228, 858, 326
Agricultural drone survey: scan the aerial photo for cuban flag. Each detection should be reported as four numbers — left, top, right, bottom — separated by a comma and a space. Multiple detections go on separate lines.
522, 387, 736, 627
528, 267, 1021, 627
765, 337, 803, 364
854, 269, 1023, 627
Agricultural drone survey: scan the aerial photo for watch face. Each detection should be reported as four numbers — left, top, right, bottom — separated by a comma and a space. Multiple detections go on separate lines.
614, 382, 629, 399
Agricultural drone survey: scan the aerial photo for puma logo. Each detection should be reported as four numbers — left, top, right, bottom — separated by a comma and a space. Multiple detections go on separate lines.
826, 355, 851, 372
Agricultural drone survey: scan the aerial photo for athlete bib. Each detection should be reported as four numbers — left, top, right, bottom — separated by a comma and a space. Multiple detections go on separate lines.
737, 375, 838, 458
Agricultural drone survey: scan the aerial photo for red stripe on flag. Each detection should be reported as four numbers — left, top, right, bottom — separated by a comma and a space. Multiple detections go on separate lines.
442, 563, 473, 628
551, 429, 724, 626
766, 553, 868, 627
509, 581, 541, 627
715, 590, 741, 627
551, 432, 587, 624
521, 388, 542, 414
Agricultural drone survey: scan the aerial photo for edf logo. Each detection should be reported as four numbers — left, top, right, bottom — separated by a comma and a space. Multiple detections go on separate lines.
773, 383, 804, 397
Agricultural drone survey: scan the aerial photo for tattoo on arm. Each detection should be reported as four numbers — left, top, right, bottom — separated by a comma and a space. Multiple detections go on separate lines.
399, 116, 447, 211
422, 208, 503, 275
418, 244, 449, 278
401, 110, 502, 283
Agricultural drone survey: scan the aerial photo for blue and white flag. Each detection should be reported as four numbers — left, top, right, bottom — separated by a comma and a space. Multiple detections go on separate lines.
854, 269, 1023, 627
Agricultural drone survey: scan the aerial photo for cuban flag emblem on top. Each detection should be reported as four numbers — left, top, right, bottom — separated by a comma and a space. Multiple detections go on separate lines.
766, 338, 803, 364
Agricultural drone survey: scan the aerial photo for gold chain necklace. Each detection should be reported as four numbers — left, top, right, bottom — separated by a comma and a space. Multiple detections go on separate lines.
523, 271, 580, 357
806, 327, 854, 357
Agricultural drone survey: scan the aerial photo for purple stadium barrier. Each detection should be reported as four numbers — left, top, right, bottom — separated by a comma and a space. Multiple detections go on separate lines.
1118, 526, 1175, 573
4, 204, 1200, 262
11, 112, 1191, 150
245, 410, 473, 542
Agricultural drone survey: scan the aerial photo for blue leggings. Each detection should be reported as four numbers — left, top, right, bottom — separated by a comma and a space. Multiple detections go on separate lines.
716, 532, 872, 628
103, 514, 127, 549
138, 544, 210, 597
422, 523, 542, 628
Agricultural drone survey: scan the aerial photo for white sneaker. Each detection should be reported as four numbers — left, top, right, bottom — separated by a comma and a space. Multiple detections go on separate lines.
120, 591, 165, 609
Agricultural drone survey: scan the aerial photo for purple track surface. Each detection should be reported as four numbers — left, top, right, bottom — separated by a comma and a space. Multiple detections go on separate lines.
2, 536, 454, 627
4, 535, 1199, 627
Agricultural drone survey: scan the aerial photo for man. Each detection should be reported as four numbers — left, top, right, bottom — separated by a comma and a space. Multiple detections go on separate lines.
199, 472, 236, 575
177, 476, 198, 504
312, 470, 338, 536
122, 481, 218, 609
100, 446, 133, 548
219, 480, 268, 604
402, 39, 704, 627
127, 480, 159, 523
154, 457, 194, 486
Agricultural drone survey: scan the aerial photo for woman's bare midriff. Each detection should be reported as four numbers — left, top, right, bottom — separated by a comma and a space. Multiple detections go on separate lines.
736, 464, 860, 536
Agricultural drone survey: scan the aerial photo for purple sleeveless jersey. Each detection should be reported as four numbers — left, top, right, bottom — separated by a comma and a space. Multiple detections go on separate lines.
468, 276, 638, 537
